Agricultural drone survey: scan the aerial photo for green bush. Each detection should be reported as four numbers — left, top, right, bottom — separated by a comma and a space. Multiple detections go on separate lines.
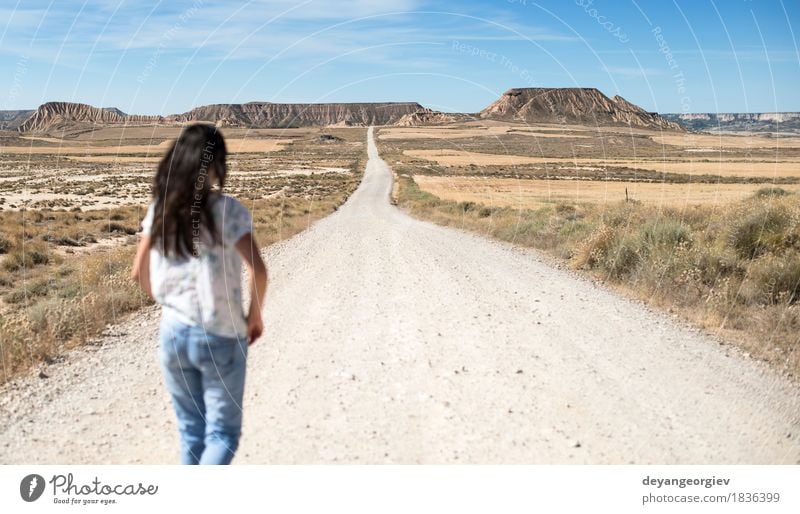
746, 252, 800, 304
693, 245, 740, 285
603, 235, 641, 278
729, 204, 790, 258
1, 248, 50, 272
4, 277, 53, 303
640, 219, 691, 250
754, 187, 792, 198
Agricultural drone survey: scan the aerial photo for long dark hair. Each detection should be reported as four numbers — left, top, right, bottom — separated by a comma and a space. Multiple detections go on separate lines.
149, 124, 227, 259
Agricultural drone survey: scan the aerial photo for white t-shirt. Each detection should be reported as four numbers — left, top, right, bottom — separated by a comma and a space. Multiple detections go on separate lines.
141, 193, 253, 338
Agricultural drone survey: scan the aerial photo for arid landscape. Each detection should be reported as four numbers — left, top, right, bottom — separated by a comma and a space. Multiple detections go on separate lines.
1, 88, 799, 465
376, 111, 800, 377
0, 121, 367, 383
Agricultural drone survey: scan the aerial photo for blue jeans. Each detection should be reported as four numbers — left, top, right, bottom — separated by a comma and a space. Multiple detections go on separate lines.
158, 314, 248, 465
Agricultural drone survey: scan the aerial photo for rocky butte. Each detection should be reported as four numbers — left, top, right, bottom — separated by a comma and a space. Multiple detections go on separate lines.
478, 87, 683, 130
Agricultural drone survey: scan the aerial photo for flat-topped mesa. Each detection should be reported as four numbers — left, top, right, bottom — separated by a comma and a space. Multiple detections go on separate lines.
167, 102, 424, 128
16, 101, 425, 132
479, 87, 683, 130
18, 102, 163, 132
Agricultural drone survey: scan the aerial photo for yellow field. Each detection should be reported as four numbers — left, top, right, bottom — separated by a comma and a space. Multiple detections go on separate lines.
651, 133, 800, 149
379, 126, 509, 140
379, 125, 591, 140
413, 175, 799, 208
403, 149, 800, 178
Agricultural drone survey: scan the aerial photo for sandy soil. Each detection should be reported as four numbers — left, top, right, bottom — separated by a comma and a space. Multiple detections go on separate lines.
0, 138, 290, 155
0, 141, 173, 155
64, 156, 163, 164
0, 192, 147, 210
1, 127, 798, 464
413, 176, 800, 208
404, 149, 800, 177
51, 234, 133, 257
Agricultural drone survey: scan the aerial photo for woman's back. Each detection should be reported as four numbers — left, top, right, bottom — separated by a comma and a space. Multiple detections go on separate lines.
142, 192, 253, 338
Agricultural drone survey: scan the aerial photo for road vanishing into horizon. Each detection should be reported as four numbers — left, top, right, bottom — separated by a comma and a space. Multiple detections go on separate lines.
1, 127, 799, 464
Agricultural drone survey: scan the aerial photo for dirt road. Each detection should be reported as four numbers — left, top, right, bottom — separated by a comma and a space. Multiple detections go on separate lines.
1, 127, 798, 464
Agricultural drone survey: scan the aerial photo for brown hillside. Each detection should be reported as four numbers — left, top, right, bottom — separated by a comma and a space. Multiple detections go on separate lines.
168, 101, 423, 128
479, 88, 682, 130
18, 102, 163, 132
16, 101, 424, 132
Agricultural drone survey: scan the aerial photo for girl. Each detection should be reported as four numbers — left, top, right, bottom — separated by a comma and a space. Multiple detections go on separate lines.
131, 123, 268, 465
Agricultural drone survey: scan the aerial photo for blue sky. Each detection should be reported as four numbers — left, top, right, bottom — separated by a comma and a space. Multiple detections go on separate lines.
0, 0, 798, 114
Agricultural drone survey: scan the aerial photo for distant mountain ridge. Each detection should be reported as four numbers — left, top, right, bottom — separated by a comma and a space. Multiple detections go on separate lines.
172, 101, 423, 128
0, 109, 35, 130
662, 112, 800, 134
2, 89, 693, 133
6, 101, 424, 133
17, 102, 161, 132
478, 88, 682, 130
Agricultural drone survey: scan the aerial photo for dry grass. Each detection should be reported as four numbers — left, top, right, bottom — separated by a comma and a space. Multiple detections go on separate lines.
414, 176, 800, 208
403, 149, 800, 177
0, 184, 361, 384
382, 122, 800, 379
0, 127, 367, 383
397, 175, 800, 378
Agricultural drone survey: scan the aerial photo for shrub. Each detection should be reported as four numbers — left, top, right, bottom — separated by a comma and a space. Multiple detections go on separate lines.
602, 201, 642, 228
754, 187, 792, 198
640, 219, 691, 250
477, 206, 494, 218
1, 248, 50, 272
693, 245, 740, 285
573, 224, 615, 269
4, 278, 52, 303
26, 297, 85, 341
458, 201, 478, 213
0, 235, 10, 254
30, 250, 49, 265
54, 236, 83, 247
745, 252, 800, 304
102, 222, 137, 235
603, 235, 641, 278
729, 204, 790, 258
555, 203, 581, 221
